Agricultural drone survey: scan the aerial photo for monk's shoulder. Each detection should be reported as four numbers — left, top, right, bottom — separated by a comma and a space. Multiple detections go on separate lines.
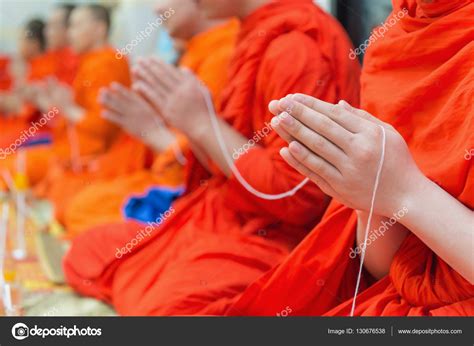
259, 31, 319, 74
86, 48, 129, 72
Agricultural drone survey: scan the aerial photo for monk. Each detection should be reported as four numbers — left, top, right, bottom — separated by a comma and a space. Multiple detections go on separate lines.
1, 5, 78, 136
0, 19, 47, 142
40, 4, 78, 86
63, 0, 360, 315
1, 5, 127, 187
44, 0, 239, 232
227, 0, 474, 316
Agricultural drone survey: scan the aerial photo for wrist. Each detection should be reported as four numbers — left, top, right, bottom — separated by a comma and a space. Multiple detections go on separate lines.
394, 168, 430, 223
184, 113, 210, 142
145, 128, 176, 153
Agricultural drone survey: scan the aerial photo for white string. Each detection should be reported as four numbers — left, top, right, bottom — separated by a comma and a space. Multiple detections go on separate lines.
200, 86, 309, 200
200, 83, 387, 314
152, 117, 187, 166
350, 125, 386, 316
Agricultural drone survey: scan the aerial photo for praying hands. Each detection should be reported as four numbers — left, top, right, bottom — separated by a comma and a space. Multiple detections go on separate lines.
99, 82, 176, 153
271, 93, 474, 283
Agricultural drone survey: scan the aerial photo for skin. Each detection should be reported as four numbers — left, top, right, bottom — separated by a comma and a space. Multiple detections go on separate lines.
132, 0, 272, 174
100, 82, 175, 152
198, 0, 269, 19
18, 28, 42, 61
45, 8, 69, 50
68, 7, 108, 54
269, 93, 474, 283
155, 0, 221, 41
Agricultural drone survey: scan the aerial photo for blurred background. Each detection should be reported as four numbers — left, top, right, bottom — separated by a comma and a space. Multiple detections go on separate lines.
0, 0, 392, 62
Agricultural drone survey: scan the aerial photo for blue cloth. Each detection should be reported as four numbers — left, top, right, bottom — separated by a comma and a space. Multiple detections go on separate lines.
123, 186, 184, 223
20, 133, 52, 148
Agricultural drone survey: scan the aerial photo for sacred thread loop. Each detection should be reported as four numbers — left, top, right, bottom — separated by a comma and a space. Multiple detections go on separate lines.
199, 86, 309, 201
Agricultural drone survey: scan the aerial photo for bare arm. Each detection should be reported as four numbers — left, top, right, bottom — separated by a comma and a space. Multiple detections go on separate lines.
399, 175, 474, 283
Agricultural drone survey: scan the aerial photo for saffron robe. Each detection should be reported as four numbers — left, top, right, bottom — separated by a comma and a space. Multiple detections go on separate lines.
63, 0, 360, 315
227, 0, 474, 317
44, 19, 239, 232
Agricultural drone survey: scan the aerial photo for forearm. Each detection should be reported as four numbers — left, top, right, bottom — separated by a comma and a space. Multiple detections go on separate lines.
356, 211, 409, 279
144, 127, 176, 153
399, 174, 474, 283
186, 115, 252, 177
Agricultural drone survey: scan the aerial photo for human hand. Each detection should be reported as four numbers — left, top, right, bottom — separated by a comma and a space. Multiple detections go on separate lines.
270, 94, 424, 216
132, 57, 209, 138
99, 82, 175, 152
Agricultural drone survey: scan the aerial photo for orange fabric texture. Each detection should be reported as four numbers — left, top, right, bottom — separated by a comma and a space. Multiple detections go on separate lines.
227, 0, 474, 316
63, 0, 360, 316
0, 55, 12, 91
57, 20, 239, 236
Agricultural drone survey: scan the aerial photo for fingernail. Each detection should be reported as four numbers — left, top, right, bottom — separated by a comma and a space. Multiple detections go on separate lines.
339, 100, 351, 110
292, 94, 305, 103
289, 141, 303, 154
279, 97, 294, 111
271, 116, 280, 127
279, 112, 293, 126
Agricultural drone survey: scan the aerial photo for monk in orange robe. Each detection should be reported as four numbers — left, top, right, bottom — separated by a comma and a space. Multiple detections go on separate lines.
63, 0, 360, 315
40, 1, 239, 230
0, 19, 47, 145
1, 5, 130, 187
0, 6, 78, 142
227, 0, 473, 316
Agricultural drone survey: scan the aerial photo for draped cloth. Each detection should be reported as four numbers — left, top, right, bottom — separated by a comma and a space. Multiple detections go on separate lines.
63, 0, 360, 315
58, 19, 239, 237
227, 0, 474, 316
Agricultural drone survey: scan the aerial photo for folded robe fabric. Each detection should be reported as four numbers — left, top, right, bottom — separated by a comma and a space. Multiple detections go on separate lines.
123, 186, 184, 223
227, 0, 474, 317
63, 0, 361, 316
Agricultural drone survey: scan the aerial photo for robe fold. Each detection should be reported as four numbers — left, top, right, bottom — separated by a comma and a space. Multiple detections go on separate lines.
59, 19, 239, 236
63, 0, 360, 316
227, 0, 474, 317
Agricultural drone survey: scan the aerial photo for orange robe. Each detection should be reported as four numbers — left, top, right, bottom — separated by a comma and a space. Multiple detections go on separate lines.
0, 48, 78, 135
1, 46, 129, 187
63, 0, 360, 316
0, 55, 12, 91
227, 0, 474, 316
58, 19, 239, 236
